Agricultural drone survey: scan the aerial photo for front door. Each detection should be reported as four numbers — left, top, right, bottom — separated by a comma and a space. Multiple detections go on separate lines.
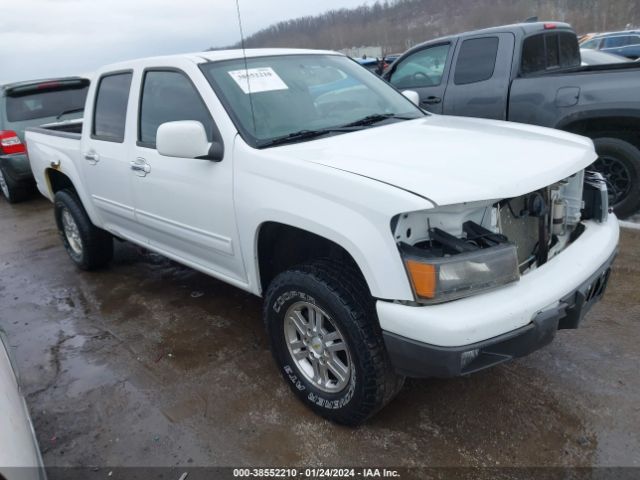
130, 68, 245, 284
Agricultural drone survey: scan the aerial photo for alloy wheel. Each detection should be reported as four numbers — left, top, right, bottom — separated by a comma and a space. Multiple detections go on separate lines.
283, 301, 352, 393
61, 208, 83, 256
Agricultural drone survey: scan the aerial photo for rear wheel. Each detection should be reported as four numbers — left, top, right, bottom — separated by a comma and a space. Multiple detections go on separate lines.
592, 137, 640, 219
264, 259, 403, 426
54, 190, 113, 270
0, 166, 30, 203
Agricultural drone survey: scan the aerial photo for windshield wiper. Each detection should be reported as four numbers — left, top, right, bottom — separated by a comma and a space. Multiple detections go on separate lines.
56, 107, 84, 120
258, 127, 356, 147
342, 113, 416, 127
258, 114, 418, 148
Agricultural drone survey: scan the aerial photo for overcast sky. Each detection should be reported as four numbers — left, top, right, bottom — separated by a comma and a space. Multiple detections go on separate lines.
0, 0, 368, 84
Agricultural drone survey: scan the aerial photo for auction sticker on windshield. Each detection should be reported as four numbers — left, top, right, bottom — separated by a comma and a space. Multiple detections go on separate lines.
228, 67, 289, 94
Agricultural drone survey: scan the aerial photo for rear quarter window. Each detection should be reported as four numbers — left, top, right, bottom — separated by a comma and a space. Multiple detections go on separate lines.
5, 86, 88, 123
521, 32, 580, 75
454, 37, 499, 85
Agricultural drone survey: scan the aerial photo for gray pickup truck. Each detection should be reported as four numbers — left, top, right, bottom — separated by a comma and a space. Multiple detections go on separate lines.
0, 77, 89, 202
384, 21, 640, 218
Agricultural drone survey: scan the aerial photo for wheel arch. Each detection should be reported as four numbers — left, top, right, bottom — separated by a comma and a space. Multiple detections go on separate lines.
556, 110, 640, 148
255, 221, 373, 297
45, 168, 102, 226
46, 168, 77, 195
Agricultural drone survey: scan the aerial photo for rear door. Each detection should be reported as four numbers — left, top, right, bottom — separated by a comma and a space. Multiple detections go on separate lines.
615, 34, 640, 59
81, 71, 139, 239
129, 67, 245, 283
442, 33, 515, 120
600, 35, 630, 56
386, 42, 454, 113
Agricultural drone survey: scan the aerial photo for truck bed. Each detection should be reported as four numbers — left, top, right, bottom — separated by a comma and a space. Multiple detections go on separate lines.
25, 120, 83, 201
508, 63, 640, 129
29, 119, 83, 138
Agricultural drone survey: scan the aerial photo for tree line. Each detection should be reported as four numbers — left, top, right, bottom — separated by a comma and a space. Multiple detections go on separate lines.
214, 0, 640, 54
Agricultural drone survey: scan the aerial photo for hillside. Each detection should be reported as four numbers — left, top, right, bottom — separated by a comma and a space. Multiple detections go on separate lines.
220, 0, 640, 54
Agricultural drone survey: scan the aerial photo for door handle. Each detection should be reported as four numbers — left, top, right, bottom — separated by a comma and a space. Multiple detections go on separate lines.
421, 96, 442, 105
130, 159, 151, 177
84, 152, 100, 164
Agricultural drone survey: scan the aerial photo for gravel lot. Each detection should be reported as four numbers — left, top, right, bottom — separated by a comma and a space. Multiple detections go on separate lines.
0, 197, 639, 475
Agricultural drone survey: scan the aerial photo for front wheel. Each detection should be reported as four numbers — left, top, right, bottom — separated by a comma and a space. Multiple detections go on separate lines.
592, 137, 640, 219
54, 190, 113, 270
264, 259, 403, 426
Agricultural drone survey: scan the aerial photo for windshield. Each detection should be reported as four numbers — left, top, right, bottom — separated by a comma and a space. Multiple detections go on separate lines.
200, 54, 424, 147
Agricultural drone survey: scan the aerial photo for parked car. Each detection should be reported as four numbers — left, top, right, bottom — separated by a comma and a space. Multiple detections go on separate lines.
354, 57, 382, 74
580, 30, 640, 59
26, 49, 618, 425
0, 329, 46, 480
384, 21, 640, 218
383, 53, 401, 65
0, 77, 89, 203
580, 48, 632, 65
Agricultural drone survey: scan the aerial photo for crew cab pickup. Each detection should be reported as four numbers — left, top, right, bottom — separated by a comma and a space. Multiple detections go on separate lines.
26, 49, 619, 425
384, 21, 640, 218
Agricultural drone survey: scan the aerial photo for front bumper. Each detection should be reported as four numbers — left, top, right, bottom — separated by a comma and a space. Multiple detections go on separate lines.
383, 250, 615, 377
377, 216, 619, 378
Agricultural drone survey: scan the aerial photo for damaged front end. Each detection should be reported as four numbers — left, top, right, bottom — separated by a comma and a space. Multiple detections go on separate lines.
393, 170, 609, 304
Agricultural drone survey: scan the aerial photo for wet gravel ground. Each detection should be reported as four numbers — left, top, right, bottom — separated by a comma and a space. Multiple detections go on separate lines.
0, 197, 639, 472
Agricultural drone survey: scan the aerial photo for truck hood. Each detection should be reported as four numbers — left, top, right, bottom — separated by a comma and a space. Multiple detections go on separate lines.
273, 115, 596, 206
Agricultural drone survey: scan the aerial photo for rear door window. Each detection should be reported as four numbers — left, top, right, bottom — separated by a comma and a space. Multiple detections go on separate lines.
5, 84, 88, 123
93, 72, 133, 142
603, 36, 627, 48
454, 37, 499, 84
139, 70, 214, 147
521, 32, 580, 74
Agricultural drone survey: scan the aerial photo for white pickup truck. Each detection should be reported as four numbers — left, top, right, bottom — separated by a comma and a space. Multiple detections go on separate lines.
26, 49, 619, 425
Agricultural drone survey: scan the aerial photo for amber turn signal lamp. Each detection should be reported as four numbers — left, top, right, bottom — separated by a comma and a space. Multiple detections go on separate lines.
405, 260, 437, 299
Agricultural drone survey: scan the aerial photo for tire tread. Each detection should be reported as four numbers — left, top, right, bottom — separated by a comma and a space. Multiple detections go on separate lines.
264, 258, 403, 425
54, 189, 113, 270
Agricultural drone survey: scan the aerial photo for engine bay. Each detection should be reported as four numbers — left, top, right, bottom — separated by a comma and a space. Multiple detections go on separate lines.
394, 170, 608, 275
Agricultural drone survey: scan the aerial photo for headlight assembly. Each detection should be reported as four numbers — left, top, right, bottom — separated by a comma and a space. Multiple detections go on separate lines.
402, 242, 520, 303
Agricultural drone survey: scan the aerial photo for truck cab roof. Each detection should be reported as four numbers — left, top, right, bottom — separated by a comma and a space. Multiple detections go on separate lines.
410, 21, 574, 50
96, 48, 343, 74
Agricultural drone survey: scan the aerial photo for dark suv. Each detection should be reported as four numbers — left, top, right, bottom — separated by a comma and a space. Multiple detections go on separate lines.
0, 77, 89, 202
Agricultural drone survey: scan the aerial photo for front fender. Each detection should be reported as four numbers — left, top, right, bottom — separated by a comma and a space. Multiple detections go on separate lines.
233, 140, 432, 300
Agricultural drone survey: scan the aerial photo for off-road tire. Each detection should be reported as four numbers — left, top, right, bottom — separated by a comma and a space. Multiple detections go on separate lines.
593, 137, 640, 219
264, 258, 404, 426
54, 190, 113, 270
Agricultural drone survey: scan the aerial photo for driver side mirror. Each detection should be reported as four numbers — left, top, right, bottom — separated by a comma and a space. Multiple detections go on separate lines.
402, 90, 420, 107
156, 121, 224, 162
